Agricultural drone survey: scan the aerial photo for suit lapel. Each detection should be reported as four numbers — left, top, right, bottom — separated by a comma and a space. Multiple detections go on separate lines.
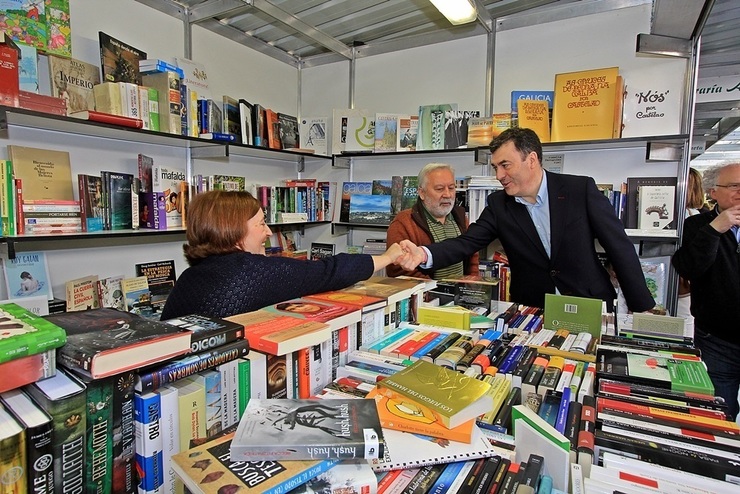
505, 194, 549, 259
548, 172, 568, 261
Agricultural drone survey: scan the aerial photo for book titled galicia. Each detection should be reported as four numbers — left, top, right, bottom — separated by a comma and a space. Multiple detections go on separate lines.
230, 398, 385, 461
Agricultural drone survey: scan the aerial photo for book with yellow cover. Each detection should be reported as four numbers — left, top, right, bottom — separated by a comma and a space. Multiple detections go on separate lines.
517, 99, 551, 143
367, 387, 476, 443
551, 66, 620, 142
375, 359, 491, 429
417, 305, 471, 330
7, 145, 74, 201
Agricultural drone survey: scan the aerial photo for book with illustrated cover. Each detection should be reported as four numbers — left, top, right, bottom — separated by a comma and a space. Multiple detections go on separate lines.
43, 307, 192, 379
17, 43, 37, 93
374, 113, 401, 152
637, 185, 676, 230
511, 90, 554, 128
0, 301, 66, 365
338, 181, 372, 223
48, 55, 100, 114
278, 113, 300, 149
397, 115, 418, 151
2, 251, 54, 301
175, 57, 212, 101
551, 66, 620, 142
309, 242, 335, 260
286, 460, 377, 494
152, 164, 186, 229
375, 359, 492, 429
104, 171, 133, 230
417, 103, 456, 150
120, 275, 153, 316
366, 387, 476, 443
230, 398, 385, 461
239, 99, 254, 145
345, 114, 375, 152
96, 274, 124, 311
348, 193, 392, 225
211, 174, 246, 191
444, 109, 480, 149
78, 173, 104, 232
262, 297, 362, 332
222, 95, 241, 141
64, 274, 100, 312
171, 431, 341, 494
135, 259, 176, 313
98, 31, 146, 84
299, 116, 327, 155
331, 108, 369, 154
8, 145, 74, 202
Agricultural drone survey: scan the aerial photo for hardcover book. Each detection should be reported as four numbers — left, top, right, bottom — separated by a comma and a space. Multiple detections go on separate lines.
162, 313, 245, 354
375, 359, 492, 429
7, 145, 74, 201
25, 367, 87, 494
47, 55, 100, 114
0, 348, 56, 393
262, 297, 362, 332
230, 398, 385, 461
0, 388, 53, 493
0, 301, 66, 364
338, 181, 372, 223
624, 176, 678, 230
98, 31, 146, 84
348, 193, 392, 225
0, 400, 26, 493
551, 66, 620, 142
171, 431, 341, 494
64, 274, 100, 312
43, 308, 192, 379
2, 251, 54, 301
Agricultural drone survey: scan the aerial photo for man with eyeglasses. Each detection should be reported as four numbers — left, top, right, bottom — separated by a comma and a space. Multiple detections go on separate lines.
398, 127, 655, 313
672, 162, 740, 421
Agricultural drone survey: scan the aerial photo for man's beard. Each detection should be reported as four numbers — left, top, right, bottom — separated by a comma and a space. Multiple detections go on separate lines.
425, 201, 454, 219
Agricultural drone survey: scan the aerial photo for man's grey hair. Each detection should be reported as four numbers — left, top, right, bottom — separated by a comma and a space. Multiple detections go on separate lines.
702, 161, 740, 191
418, 163, 455, 189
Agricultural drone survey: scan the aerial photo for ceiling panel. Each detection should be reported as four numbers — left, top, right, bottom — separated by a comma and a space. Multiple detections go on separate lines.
136, 0, 740, 160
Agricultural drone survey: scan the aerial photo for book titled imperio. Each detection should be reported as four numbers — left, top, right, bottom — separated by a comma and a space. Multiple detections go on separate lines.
375, 359, 492, 429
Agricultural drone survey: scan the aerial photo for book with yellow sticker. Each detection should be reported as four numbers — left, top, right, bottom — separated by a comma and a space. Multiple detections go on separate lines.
367, 387, 476, 443
375, 359, 492, 429
551, 66, 620, 142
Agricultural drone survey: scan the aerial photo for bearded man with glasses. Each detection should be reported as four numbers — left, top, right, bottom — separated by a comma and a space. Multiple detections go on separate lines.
672, 161, 740, 421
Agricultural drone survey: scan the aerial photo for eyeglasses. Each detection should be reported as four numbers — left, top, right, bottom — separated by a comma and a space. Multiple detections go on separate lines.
714, 183, 740, 191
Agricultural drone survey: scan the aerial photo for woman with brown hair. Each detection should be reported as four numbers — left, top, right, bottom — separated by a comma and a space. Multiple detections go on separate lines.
161, 190, 404, 319
675, 168, 708, 335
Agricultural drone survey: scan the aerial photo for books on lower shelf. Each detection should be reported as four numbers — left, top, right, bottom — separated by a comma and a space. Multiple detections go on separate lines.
230, 398, 385, 461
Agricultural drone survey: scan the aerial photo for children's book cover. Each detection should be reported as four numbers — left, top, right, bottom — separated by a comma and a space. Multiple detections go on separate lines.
230, 398, 385, 461
0, 0, 47, 51
2, 251, 53, 301
152, 165, 186, 229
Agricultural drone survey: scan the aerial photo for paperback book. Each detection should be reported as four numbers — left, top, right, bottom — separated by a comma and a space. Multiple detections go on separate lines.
230, 398, 385, 461
171, 431, 341, 494
2, 251, 54, 301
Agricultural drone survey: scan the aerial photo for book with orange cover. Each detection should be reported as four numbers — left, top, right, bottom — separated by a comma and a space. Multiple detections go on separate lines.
226, 310, 331, 357
261, 297, 362, 332
367, 387, 476, 443
551, 66, 620, 142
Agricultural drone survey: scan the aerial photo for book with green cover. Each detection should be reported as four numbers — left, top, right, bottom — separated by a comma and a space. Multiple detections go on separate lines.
543, 293, 602, 337
0, 302, 67, 364
375, 359, 492, 429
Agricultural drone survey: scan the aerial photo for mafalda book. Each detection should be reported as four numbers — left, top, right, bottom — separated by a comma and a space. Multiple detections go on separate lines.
230, 398, 385, 461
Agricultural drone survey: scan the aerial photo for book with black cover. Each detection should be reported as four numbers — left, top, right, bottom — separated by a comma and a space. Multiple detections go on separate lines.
43, 308, 192, 379
162, 313, 245, 353
230, 398, 385, 461
98, 32, 147, 85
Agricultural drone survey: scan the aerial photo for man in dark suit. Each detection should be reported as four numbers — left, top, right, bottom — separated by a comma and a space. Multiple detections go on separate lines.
398, 127, 655, 312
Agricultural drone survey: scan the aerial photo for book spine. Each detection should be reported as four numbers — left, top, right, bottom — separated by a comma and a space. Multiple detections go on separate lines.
83, 376, 114, 494
237, 357, 251, 418
134, 391, 164, 493
113, 370, 137, 494
135, 339, 250, 393
25, 370, 87, 494
155, 385, 179, 494
86, 111, 144, 128
15, 178, 23, 235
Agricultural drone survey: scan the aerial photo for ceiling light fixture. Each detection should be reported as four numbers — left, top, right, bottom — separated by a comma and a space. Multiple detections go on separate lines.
430, 0, 478, 25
